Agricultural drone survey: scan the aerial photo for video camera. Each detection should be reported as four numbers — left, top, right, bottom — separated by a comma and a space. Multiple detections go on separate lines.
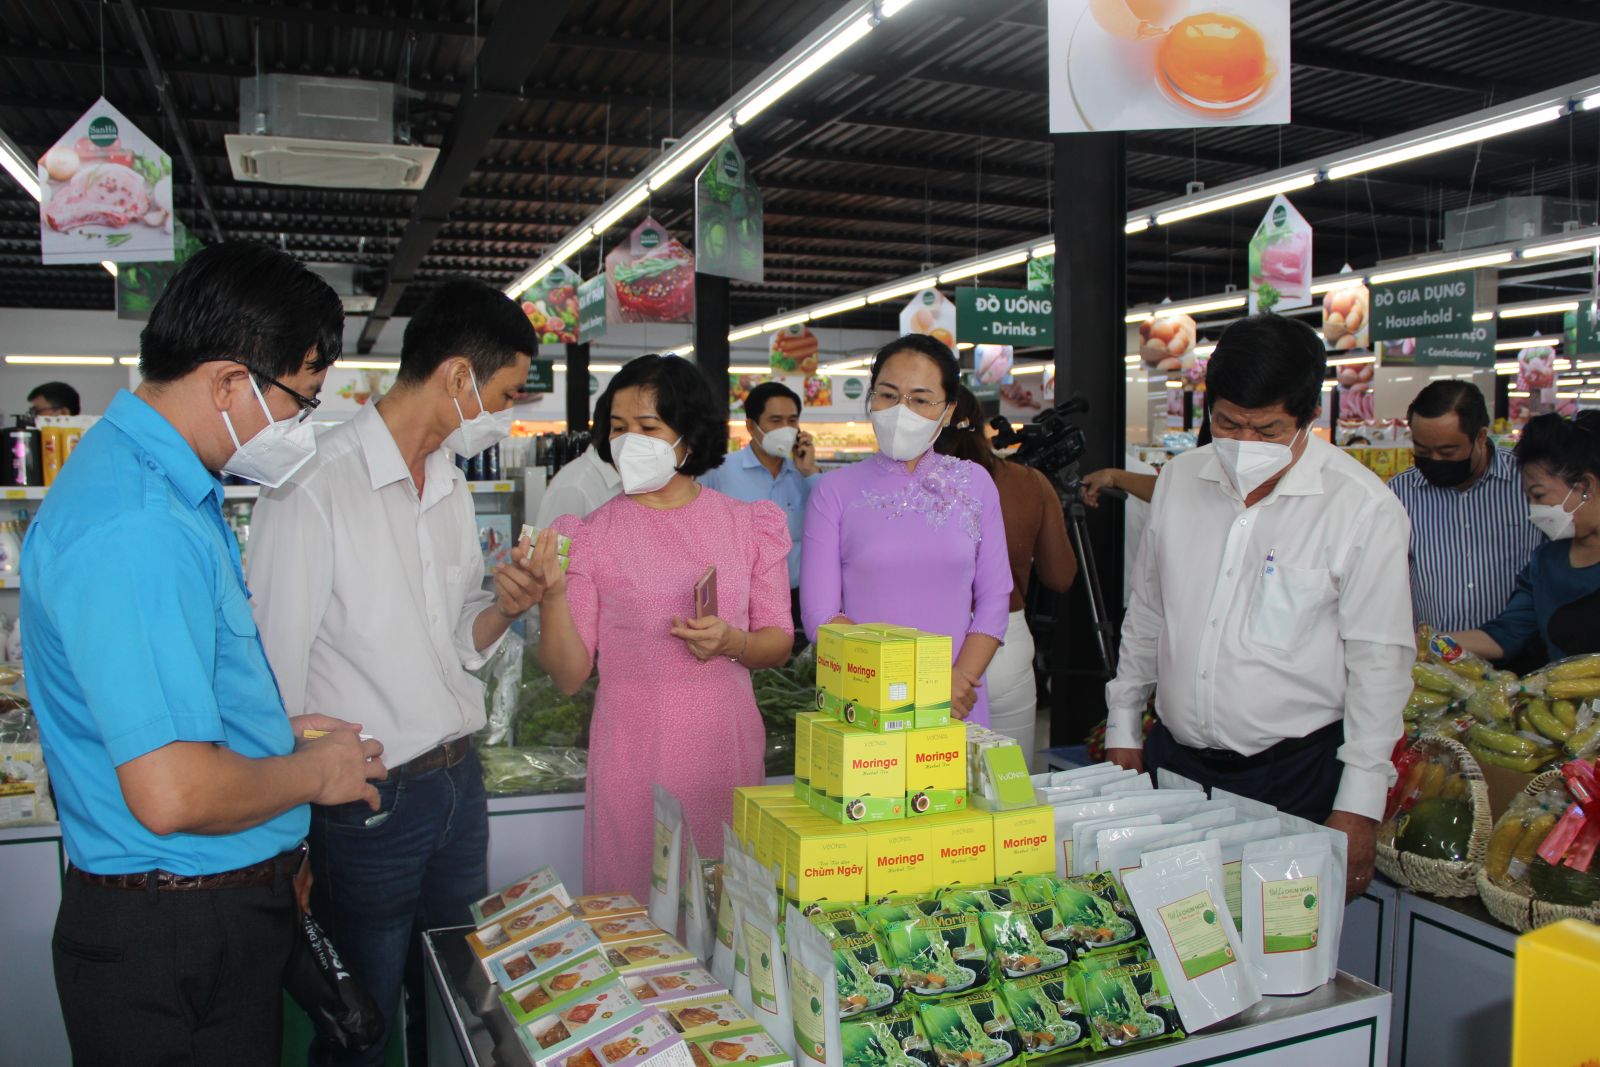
988, 396, 1090, 501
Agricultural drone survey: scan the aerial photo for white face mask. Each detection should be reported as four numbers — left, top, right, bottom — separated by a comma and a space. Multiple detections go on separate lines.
443, 368, 513, 458
613, 432, 683, 495
221, 375, 316, 489
1212, 426, 1306, 500
871, 402, 947, 463
756, 426, 798, 460
1529, 487, 1585, 541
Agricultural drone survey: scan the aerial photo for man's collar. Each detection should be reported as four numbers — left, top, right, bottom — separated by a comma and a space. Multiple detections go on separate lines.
354, 402, 460, 502
103, 390, 223, 509
738, 441, 794, 476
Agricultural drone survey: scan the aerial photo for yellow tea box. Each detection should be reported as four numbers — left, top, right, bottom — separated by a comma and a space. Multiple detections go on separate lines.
860, 625, 953, 721
810, 720, 843, 801
923, 810, 994, 888
757, 805, 819, 887
991, 806, 1055, 879
781, 820, 867, 905
794, 712, 825, 801
733, 785, 792, 845
815, 724, 906, 824
751, 798, 810, 871
815, 623, 861, 719
903, 723, 968, 816
842, 633, 915, 732
866, 823, 933, 899
1513, 920, 1600, 1067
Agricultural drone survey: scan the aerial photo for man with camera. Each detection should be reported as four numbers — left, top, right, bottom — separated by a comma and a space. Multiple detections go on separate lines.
1104, 314, 1413, 899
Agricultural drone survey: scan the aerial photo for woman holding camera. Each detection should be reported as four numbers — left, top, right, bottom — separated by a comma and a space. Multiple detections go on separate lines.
801, 335, 1012, 723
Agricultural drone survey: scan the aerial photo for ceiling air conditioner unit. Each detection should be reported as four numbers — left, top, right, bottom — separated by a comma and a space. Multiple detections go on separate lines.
226, 75, 438, 191
307, 263, 379, 315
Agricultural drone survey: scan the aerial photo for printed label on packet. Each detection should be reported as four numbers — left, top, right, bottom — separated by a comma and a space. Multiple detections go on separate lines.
790, 955, 827, 1059
744, 921, 778, 1014
1223, 860, 1243, 933
1262, 876, 1319, 954
1155, 890, 1236, 981
651, 820, 672, 894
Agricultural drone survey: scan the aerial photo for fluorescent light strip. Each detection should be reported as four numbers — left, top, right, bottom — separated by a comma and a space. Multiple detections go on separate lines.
735, 13, 874, 126
335, 360, 401, 370
1124, 311, 1153, 324
729, 364, 770, 373
866, 275, 939, 304
1151, 295, 1248, 317
728, 324, 767, 343
1326, 107, 1563, 181
1310, 276, 1364, 295
1369, 251, 1513, 285
118, 356, 139, 366
1498, 300, 1580, 319
1154, 174, 1316, 226
1123, 354, 1141, 364
1524, 234, 1600, 258
662, 344, 696, 357
762, 311, 811, 332
0, 126, 40, 201
879, 0, 922, 15
1124, 219, 1152, 235
1579, 360, 1600, 369
1031, 241, 1056, 258
591, 363, 625, 373
1011, 363, 1048, 376
589, 185, 651, 235
1496, 362, 1520, 375
1557, 392, 1580, 399
645, 119, 736, 191
5, 355, 115, 366
1508, 389, 1532, 397
1327, 355, 1378, 367
807, 296, 866, 319
101, 261, 118, 276
1472, 311, 1495, 322
938, 250, 1029, 284
956, 342, 975, 350
822, 356, 873, 373
1494, 338, 1561, 351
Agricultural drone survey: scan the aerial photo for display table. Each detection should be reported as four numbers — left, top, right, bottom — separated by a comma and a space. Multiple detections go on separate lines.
422, 924, 1393, 1067
1387, 892, 1518, 1067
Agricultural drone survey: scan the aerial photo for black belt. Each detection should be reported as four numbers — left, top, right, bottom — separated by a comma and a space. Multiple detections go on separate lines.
71, 842, 307, 892
1175, 720, 1344, 771
394, 736, 472, 778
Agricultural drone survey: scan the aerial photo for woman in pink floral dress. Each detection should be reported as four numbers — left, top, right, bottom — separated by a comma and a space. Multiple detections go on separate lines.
528, 356, 794, 899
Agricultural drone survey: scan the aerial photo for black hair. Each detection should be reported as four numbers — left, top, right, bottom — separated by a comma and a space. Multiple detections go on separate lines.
745, 381, 803, 423
139, 241, 344, 383
869, 333, 960, 405
1204, 313, 1326, 427
593, 355, 727, 477
28, 382, 79, 415
934, 385, 996, 474
1515, 411, 1600, 487
396, 278, 540, 387
1408, 379, 1489, 441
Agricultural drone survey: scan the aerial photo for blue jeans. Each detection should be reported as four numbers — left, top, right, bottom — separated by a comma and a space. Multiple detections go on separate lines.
307, 746, 489, 1067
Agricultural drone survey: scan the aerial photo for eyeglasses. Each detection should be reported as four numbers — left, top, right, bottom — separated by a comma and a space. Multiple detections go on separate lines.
869, 387, 948, 417
216, 359, 321, 423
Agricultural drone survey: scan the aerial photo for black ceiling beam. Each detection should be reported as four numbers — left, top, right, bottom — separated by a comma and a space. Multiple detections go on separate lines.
114, 0, 225, 243
125, 0, 482, 38
358, 0, 576, 353
1292, 45, 1536, 97
1436, 0, 1600, 25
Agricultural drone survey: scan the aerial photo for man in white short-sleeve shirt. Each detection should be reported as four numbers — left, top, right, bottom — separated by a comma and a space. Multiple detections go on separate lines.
1105, 313, 1413, 899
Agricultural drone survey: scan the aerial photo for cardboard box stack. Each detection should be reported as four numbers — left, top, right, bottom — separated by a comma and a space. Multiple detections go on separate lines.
729, 622, 1056, 909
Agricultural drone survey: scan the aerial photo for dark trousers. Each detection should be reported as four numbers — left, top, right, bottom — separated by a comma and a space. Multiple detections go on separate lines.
790, 586, 809, 651
308, 746, 489, 1067
1144, 721, 1344, 822
53, 867, 297, 1066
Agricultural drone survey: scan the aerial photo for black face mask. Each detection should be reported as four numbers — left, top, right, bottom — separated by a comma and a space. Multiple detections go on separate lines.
1414, 454, 1475, 488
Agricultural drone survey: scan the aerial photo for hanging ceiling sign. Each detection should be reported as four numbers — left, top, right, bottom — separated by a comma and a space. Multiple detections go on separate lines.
1369, 272, 1477, 342
1248, 195, 1312, 313
1564, 300, 1600, 357
955, 288, 1055, 346
1047, 0, 1291, 133
695, 139, 764, 284
577, 274, 608, 343
116, 221, 201, 321
38, 97, 174, 266
1380, 323, 1497, 369
899, 288, 958, 351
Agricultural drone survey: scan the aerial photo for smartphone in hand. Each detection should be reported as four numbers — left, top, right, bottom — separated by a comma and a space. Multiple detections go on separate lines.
694, 566, 718, 620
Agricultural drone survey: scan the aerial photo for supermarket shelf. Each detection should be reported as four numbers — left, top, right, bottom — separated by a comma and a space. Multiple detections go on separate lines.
222, 485, 259, 500
0, 487, 47, 501
467, 480, 516, 494
0, 575, 18, 591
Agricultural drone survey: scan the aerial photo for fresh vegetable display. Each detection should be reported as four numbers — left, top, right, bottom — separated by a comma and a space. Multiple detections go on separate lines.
751, 649, 812, 777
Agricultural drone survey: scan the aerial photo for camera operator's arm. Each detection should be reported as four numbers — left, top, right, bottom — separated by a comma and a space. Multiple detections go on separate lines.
1103, 475, 1170, 773
1080, 468, 1159, 508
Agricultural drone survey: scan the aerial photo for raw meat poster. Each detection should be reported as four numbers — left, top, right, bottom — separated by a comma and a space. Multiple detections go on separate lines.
38, 97, 174, 266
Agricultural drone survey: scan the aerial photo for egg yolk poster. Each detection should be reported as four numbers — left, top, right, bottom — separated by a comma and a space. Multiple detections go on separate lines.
900, 288, 958, 353
1047, 0, 1290, 133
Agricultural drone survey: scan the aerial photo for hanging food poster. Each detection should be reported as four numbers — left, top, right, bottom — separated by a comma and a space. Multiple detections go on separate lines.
1321, 281, 1369, 353
696, 138, 764, 284
900, 289, 958, 352
770, 325, 821, 379
1248, 195, 1312, 313
1137, 312, 1197, 372
116, 221, 201, 321
1047, 0, 1290, 133
803, 376, 833, 408
729, 375, 764, 415
517, 264, 581, 346
39, 97, 174, 265
606, 217, 695, 324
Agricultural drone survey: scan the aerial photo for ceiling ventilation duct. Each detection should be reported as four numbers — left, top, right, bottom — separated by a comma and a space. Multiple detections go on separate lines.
306, 262, 381, 315
226, 75, 438, 191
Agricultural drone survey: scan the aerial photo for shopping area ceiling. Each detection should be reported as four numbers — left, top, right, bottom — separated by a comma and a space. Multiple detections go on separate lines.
4, 0, 1600, 343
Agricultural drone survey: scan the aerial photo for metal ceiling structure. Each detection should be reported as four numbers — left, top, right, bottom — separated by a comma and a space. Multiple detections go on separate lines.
6, 0, 1600, 346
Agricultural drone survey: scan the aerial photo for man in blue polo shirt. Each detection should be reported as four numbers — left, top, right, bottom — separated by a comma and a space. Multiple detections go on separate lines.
21, 242, 386, 1066
700, 381, 820, 638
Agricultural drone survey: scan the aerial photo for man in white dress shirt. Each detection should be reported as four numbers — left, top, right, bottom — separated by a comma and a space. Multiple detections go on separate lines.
534, 436, 621, 525
1105, 314, 1413, 898
248, 280, 544, 1065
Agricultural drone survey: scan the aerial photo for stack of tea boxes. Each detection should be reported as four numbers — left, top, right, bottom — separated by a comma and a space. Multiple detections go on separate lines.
735, 623, 1054, 909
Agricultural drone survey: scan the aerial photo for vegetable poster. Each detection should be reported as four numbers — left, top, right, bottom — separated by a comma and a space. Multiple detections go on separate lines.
1248, 195, 1312, 314
38, 97, 174, 265
696, 139, 764, 283
605, 217, 695, 324
516, 264, 581, 345
116, 221, 201, 321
